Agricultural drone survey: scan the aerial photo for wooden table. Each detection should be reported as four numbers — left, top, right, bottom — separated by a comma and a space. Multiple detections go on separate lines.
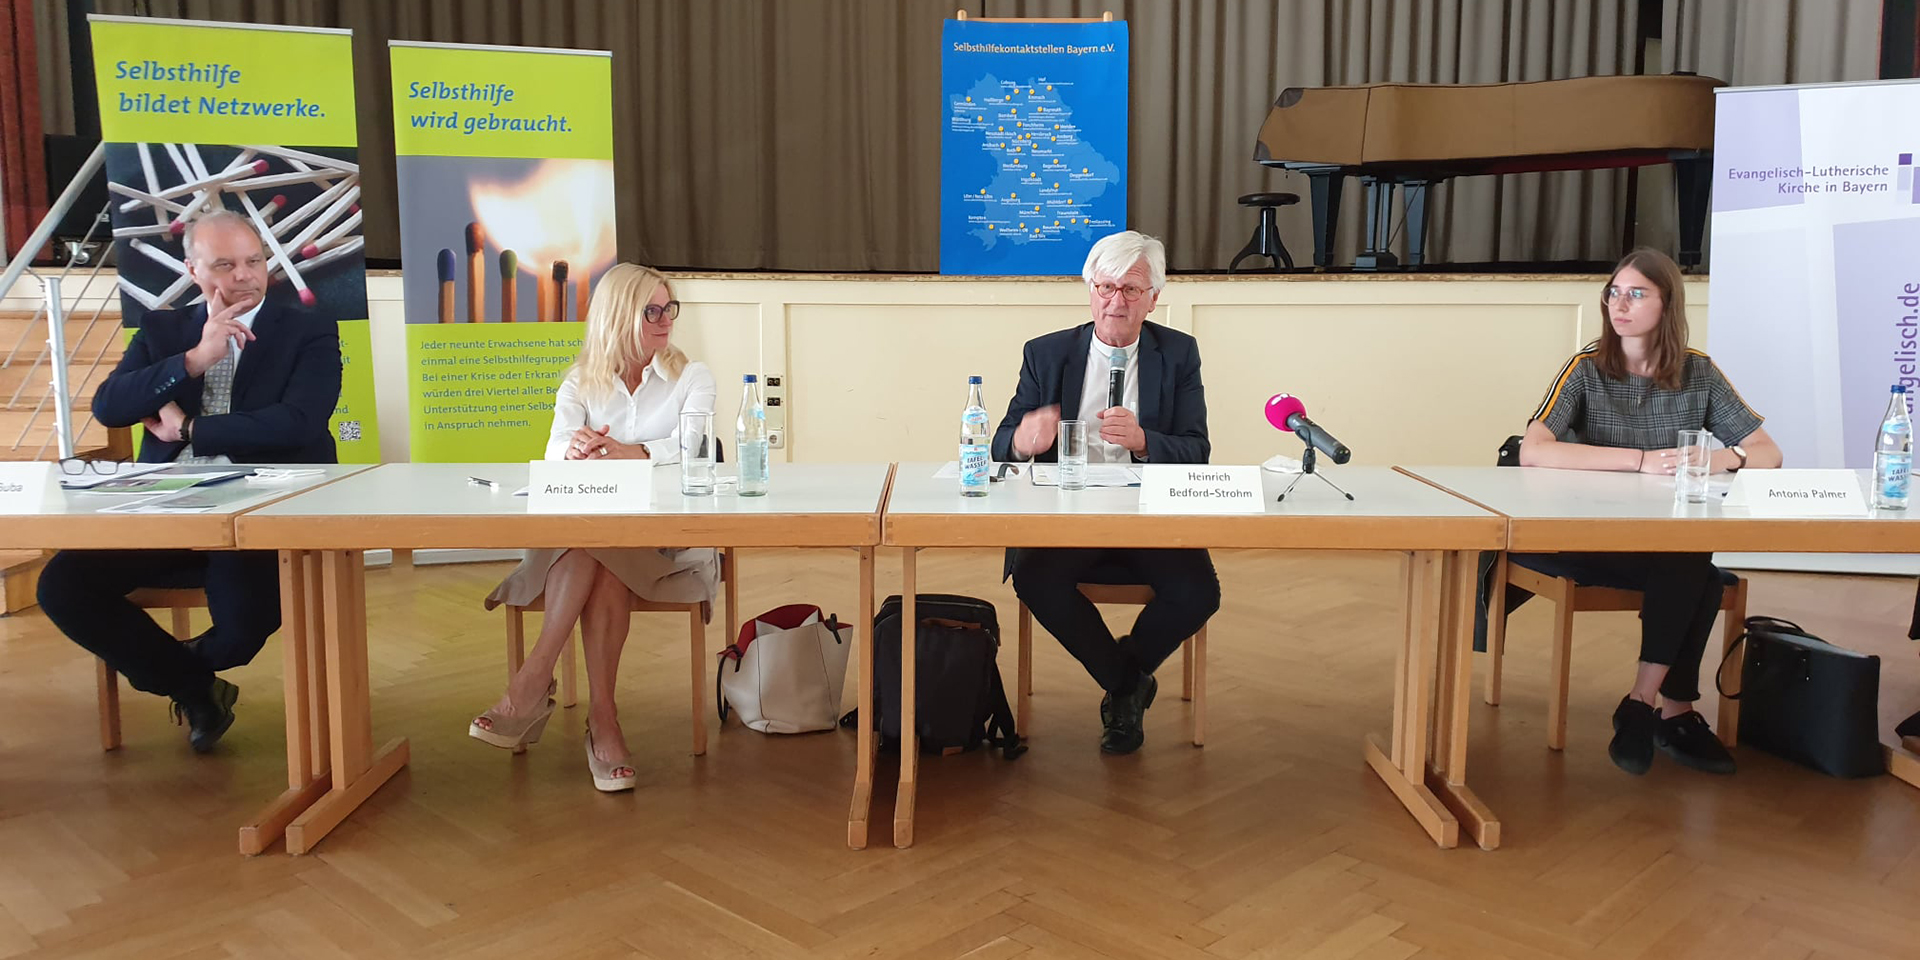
1, 466, 364, 550
1400, 466, 1920, 792
0, 465, 370, 854
235, 461, 894, 854
872, 463, 1508, 850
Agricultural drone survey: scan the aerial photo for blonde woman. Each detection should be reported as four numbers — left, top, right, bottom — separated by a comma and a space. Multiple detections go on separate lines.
473, 263, 719, 792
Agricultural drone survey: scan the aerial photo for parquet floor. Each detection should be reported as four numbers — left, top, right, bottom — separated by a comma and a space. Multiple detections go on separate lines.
3, 549, 1919, 959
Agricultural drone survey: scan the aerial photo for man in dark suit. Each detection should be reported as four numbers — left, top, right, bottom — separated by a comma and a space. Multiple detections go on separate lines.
38, 209, 342, 752
991, 230, 1220, 754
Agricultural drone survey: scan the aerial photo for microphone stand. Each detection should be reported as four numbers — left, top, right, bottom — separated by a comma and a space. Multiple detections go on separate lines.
1277, 424, 1356, 502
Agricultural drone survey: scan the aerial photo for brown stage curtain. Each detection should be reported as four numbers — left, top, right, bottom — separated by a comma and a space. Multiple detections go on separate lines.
29, 0, 1883, 272
2, 0, 50, 259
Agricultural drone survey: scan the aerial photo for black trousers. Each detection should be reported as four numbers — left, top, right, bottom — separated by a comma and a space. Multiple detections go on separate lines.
1010, 547, 1221, 694
1510, 551, 1723, 703
36, 549, 281, 700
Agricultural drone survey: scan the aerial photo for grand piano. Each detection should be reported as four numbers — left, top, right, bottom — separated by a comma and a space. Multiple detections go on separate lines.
1253, 74, 1722, 270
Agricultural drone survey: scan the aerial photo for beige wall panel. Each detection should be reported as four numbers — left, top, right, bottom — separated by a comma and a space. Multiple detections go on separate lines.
786, 301, 1081, 462
672, 301, 763, 453
1192, 302, 1581, 467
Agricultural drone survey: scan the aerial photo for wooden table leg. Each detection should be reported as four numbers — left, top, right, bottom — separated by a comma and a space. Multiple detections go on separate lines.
1424, 550, 1501, 850
894, 548, 918, 848
847, 547, 877, 849
241, 550, 328, 855
279, 549, 409, 855
1365, 550, 1460, 848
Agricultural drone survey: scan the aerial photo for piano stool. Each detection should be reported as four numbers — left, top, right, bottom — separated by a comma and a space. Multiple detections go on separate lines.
1228, 192, 1300, 272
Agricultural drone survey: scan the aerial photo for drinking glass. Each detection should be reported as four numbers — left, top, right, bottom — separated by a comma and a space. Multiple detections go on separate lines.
1674, 429, 1713, 503
680, 411, 716, 496
1057, 420, 1088, 490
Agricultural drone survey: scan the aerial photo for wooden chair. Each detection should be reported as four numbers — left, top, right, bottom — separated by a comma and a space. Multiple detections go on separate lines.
1481, 552, 1750, 750
496, 549, 737, 756
1015, 583, 1207, 746
97, 587, 207, 751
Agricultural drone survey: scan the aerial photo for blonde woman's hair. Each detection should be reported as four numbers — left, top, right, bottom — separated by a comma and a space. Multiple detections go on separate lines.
565, 263, 689, 400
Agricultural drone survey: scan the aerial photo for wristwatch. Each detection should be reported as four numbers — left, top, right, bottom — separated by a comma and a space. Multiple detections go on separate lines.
180, 418, 193, 444
1728, 444, 1748, 472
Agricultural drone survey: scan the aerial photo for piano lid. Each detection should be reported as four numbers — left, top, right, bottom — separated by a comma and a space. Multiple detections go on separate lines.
1254, 74, 1723, 168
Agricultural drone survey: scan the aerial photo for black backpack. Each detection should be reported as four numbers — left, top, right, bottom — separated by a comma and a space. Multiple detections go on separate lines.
840, 593, 1025, 760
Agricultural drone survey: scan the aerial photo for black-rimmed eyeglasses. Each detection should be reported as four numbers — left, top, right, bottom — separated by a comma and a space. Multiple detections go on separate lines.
58, 457, 130, 476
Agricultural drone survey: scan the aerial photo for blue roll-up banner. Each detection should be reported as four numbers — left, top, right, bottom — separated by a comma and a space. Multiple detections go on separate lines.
940, 19, 1129, 276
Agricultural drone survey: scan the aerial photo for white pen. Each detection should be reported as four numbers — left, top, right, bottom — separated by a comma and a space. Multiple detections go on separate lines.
468, 476, 500, 489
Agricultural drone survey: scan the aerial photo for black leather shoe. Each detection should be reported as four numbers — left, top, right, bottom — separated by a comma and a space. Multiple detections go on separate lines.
1099, 672, 1157, 755
1655, 710, 1736, 774
172, 677, 238, 754
1609, 695, 1658, 775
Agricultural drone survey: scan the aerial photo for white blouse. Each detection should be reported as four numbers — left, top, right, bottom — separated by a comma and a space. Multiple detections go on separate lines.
542, 355, 717, 464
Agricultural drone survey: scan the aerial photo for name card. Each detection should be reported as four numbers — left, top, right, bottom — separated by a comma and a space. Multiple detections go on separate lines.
526, 460, 653, 514
1138, 464, 1265, 514
1722, 469, 1868, 517
0, 462, 55, 514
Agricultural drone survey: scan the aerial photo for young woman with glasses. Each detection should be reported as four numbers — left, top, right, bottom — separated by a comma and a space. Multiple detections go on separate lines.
1517, 247, 1782, 776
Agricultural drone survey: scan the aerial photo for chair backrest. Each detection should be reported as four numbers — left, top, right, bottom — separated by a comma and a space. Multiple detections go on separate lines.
127, 587, 208, 609
1497, 434, 1523, 467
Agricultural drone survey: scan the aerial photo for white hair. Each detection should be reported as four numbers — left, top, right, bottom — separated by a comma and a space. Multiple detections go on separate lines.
182, 208, 265, 261
1081, 230, 1167, 294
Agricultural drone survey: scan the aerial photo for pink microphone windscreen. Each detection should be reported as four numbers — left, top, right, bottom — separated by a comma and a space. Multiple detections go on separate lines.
1265, 393, 1306, 432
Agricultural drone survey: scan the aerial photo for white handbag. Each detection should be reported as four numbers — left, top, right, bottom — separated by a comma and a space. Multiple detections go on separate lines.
715, 604, 852, 734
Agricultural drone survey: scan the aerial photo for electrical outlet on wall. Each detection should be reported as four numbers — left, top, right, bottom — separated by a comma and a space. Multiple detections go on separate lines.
763, 373, 787, 448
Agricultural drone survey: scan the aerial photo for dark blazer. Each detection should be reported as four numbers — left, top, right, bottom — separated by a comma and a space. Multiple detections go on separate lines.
992, 320, 1210, 581
94, 291, 342, 464
991, 319, 1210, 465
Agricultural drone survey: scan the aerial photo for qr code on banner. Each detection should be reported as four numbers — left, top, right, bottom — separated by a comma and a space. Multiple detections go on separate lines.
337, 420, 362, 442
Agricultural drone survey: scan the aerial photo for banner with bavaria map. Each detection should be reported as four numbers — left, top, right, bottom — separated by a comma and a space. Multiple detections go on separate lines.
89, 15, 379, 463
939, 18, 1128, 276
391, 41, 616, 462
1707, 79, 1920, 471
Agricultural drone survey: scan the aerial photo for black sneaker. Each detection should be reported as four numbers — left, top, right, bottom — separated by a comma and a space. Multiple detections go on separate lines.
171, 677, 239, 754
1099, 672, 1157, 755
1655, 710, 1736, 774
1609, 696, 1658, 775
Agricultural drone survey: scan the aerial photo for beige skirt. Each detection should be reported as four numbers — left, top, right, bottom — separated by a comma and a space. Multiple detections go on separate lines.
485, 547, 720, 613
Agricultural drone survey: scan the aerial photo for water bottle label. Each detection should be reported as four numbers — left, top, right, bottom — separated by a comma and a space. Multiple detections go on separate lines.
959, 443, 990, 487
1879, 453, 1911, 500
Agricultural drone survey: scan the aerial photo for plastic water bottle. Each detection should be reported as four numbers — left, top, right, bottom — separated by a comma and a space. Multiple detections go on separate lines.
960, 376, 991, 497
1873, 384, 1911, 511
736, 374, 770, 497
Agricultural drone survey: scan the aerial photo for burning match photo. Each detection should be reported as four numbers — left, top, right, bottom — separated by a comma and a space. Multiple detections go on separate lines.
396, 155, 616, 325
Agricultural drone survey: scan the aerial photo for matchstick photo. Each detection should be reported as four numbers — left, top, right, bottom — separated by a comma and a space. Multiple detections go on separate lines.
395, 155, 617, 327
499, 249, 518, 322
102, 141, 368, 327
465, 222, 486, 323
438, 248, 456, 323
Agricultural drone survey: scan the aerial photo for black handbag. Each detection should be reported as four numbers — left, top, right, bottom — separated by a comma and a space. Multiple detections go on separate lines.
1717, 616, 1883, 778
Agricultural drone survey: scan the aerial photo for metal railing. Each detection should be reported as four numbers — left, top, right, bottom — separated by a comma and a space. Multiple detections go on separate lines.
0, 143, 117, 459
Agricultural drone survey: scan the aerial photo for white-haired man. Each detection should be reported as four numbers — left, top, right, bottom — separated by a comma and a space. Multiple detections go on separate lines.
38, 209, 341, 753
991, 230, 1221, 754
